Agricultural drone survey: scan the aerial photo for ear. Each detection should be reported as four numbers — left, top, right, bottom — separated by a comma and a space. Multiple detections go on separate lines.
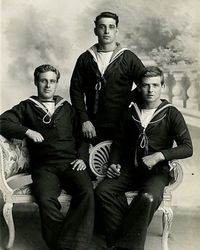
94, 27, 97, 36
34, 80, 38, 87
116, 27, 119, 34
162, 83, 166, 89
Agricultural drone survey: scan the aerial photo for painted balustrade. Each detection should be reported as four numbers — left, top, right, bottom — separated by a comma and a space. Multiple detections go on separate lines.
162, 64, 200, 127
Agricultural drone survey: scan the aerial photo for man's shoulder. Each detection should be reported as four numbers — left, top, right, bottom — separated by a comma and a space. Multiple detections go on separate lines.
14, 98, 32, 108
122, 49, 142, 60
114, 48, 144, 69
77, 50, 92, 61
0, 98, 33, 118
159, 100, 180, 113
62, 100, 72, 108
156, 101, 184, 121
56, 97, 72, 108
166, 104, 183, 117
61, 99, 76, 112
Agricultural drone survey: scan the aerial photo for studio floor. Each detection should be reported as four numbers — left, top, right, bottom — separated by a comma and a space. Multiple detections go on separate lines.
0, 204, 199, 250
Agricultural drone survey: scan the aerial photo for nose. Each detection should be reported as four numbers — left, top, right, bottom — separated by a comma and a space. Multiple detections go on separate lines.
46, 81, 51, 88
105, 27, 109, 34
148, 85, 153, 92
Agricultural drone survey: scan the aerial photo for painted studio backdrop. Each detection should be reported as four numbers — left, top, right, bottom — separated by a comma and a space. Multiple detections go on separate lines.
1, 0, 200, 208
1, 0, 200, 112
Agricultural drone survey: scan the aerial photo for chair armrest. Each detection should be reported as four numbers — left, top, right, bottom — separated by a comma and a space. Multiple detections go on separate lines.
0, 142, 13, 195
166, 160, 183, 191
0, 135, 30, 196
89, 141, 184, 193
0, 135, 30, 178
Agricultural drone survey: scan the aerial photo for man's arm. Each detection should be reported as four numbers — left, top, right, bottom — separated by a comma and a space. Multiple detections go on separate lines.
143, 108, 193, 170
25, 129, 44, 143
142, 152, 165, 170
109, 111, 129, 165
70, 55, 96, 138
126, 50, 145, 85
0, 102, 44, 142
160, 108, 193, 161
107, 110, 130, 178
70, 55, 90, 123
0, 102, 29, 139
70, 106, 89, 166
82, 121, 96, 138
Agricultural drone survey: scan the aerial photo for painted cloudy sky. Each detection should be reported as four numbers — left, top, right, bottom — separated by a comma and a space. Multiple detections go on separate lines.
1, 0, 200, 112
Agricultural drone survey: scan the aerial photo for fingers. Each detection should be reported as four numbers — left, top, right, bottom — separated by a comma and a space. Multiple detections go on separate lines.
34, 135, 44, 143
26, 129, 44, 143
32, 134, 44, 143
71, 160, 86, 171
142, 157, 153, 170
92, 128, 97, 137
106, 170, 119, 179
82, 121, 96, 138
83, 129, 96, 138
106, 164, 121, 179
83, 131, 95, 139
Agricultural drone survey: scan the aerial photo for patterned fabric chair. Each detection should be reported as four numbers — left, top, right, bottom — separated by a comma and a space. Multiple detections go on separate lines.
0, 136, 183, 250
0, 135, 71, 250
89, 140, 183, 250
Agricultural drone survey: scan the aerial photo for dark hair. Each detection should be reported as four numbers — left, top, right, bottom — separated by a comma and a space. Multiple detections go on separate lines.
139, 66, 164, 85
34, 64, 60, 82
94, 12, 119, 27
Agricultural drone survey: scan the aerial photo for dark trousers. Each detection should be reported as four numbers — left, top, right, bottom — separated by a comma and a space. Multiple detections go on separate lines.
31, 164, 94, 250
95, 165, 170, 250
90, 126, 117, 146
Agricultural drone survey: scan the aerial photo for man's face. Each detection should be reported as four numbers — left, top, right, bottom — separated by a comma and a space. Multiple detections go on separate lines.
138, 76, 164, 105
35, 71, 58, 101
94, 17, 118, 45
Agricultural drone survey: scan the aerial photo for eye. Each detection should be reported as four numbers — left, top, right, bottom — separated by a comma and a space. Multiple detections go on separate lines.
39, 79, 47, 83
50, 80, 57, 84
141, 84, 148, 88
98, 24, 105, 29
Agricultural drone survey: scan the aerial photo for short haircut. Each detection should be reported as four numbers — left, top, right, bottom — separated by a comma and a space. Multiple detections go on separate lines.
94, 12, 119, 27
139, 66, 164, 85
34, 64, 60, 82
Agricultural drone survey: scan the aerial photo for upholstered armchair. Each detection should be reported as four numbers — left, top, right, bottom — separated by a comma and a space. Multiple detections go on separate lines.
0, 135, 71, 249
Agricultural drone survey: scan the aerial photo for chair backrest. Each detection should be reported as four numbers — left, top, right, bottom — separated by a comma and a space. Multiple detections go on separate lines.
89, 140, 183, 190
0, 135, 30, 179
89, 140, 112, 177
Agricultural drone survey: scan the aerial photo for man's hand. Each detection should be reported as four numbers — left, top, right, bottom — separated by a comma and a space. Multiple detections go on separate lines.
142, 152, 165, 170
106, 164, 121, 179
82, 121, 96, 138
71, 159, 86, 171
25, 129, 44, 143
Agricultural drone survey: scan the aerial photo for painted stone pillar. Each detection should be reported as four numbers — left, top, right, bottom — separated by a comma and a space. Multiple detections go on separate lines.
172, 71, 185, 107
186, 71, 199, 110
161, 72, 170, 101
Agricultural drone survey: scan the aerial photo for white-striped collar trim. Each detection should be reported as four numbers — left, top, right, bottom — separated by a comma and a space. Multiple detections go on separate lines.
130, 102, 174, 124
28, 97, 66, 112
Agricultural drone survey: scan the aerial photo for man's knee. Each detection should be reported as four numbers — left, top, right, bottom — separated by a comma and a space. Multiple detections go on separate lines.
83, 186, 94, 199
95, 184, 112, 201
76, 184, 94, 205
37, 195, 61, 210
141, 192, 154, 203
